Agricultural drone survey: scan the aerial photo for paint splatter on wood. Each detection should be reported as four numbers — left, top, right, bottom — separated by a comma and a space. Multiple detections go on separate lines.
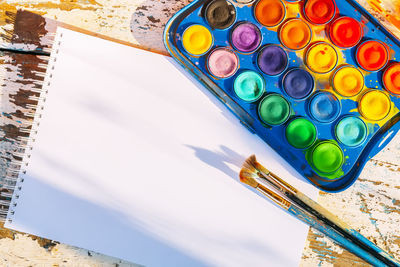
360, 0, 400, 37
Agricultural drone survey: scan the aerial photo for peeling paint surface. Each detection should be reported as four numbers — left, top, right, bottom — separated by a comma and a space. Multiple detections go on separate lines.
0, 0, 400, 266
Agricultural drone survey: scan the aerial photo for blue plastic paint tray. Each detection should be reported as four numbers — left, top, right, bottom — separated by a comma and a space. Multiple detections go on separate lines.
163, 0, 400, 192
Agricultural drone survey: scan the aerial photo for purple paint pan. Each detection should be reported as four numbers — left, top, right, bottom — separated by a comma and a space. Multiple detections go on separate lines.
230, 22, 262, 53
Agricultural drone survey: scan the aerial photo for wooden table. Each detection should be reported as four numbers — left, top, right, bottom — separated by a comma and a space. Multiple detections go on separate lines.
1, 0, 400, 265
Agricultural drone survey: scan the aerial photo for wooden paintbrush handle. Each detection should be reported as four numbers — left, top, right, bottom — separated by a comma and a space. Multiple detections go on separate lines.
295, 191, 400, 266
288, 204, 386, 267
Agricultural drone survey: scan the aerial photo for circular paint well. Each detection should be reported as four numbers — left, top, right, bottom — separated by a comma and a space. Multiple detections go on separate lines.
234, 71, 265, 101
383, 63, 400, 95
356, 40, 389, 71
336, 116, 367, 147
283, 68, 314, 99
309, 92, 341, 123
255, 0, 286, 27
359, 90, 391, 121
231, 22, 262, 53
207, 48, 239, 78
257, 45, 288, 76
306, 42, 338, 73
311, 141, 344, 174
205, 0, 237, 30
286, 118, 317, 149
258, 94, 291, 125
329, 17, 363, 48
304, 0, 336, 25
182, 25, 213, 55
333, 66, 364, 97
279, 19, 312, 50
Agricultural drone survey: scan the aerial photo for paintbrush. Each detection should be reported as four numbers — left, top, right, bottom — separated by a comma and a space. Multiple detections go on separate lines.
240, 158, 399, 267
241, 155, 400, 267
239, 172, 387, 266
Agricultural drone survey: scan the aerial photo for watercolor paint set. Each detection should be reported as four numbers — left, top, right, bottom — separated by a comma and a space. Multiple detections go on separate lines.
164, 0, 400, 192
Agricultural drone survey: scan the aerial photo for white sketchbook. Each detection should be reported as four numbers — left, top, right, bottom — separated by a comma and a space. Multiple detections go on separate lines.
5, 27, 318, 267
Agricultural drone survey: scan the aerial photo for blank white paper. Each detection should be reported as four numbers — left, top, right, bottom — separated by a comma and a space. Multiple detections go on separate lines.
6, 27, 318, 267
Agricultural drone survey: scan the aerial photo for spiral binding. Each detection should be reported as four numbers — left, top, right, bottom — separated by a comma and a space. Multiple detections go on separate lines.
3, 30, 64, 223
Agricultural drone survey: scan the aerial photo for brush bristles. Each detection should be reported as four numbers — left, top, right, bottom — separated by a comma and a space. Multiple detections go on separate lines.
242, 154, 258, 173
239, 173, 258, 188
244, 154, 272, 176
239, 168, 259, 188
240, 155, 260, 188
